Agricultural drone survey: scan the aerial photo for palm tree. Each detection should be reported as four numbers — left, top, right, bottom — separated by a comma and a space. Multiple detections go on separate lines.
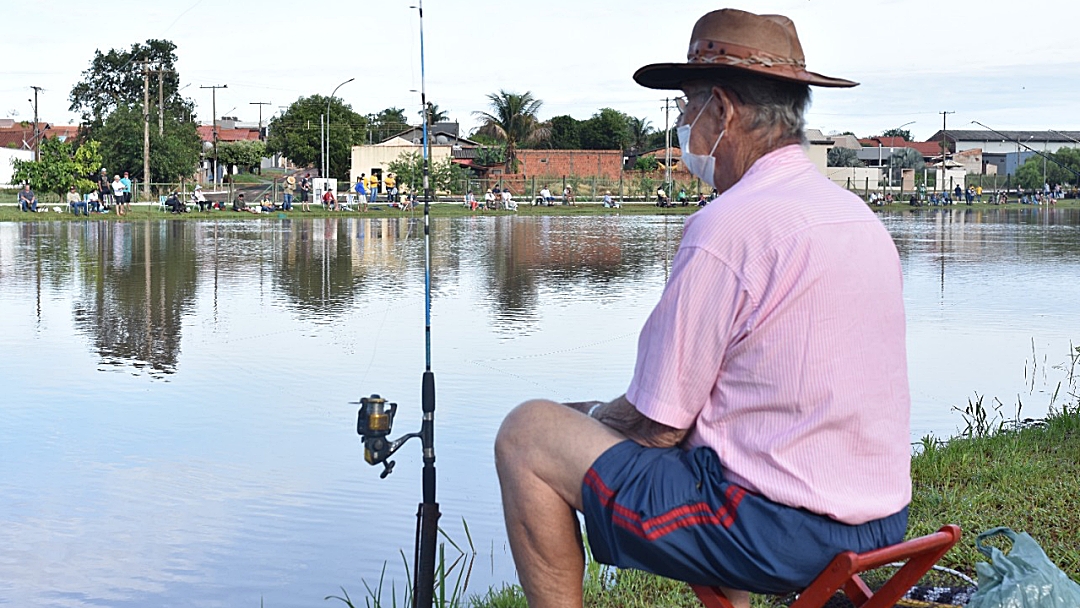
627, 116, 653, 153
423, 102, 450, 124
472, 90, 547, 173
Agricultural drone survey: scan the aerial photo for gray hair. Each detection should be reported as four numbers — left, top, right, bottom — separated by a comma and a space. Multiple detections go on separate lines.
690, 73, 811, 148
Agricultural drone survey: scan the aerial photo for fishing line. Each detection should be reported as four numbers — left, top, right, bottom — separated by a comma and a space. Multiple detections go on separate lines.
465, 330, 638, 364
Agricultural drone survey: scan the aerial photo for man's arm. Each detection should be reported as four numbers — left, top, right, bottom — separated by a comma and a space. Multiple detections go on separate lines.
564, 395, 688, 449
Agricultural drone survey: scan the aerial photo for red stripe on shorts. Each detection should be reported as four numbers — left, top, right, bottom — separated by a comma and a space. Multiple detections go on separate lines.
584, 466, 746, 541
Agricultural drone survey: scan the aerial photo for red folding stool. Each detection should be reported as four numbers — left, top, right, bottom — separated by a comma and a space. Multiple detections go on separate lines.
692, 525, 961, 608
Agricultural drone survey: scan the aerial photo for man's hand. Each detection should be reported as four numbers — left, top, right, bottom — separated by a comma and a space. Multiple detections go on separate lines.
563, 395, 688, 449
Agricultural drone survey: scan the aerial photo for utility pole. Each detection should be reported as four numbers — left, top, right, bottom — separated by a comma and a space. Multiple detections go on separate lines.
663, 97, 672, 200
142, 61, 151, 199
201, 84, 228, 187
249, 102, 270, 141
158, 70, 164, 136
30, 86, 42, 162
250, 102, 270, 174
939, 111, 954, 192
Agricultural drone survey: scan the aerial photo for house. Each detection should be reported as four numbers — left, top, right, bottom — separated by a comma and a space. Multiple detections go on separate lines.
350, 123, 480, 190
0, 120, 81, 156
926, 129, 1080, 175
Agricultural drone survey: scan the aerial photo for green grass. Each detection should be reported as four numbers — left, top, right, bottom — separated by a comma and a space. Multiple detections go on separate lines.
0, 202, 699, 222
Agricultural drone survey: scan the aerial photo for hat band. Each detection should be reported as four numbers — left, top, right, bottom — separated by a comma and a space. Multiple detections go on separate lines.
688, 40, 806, 69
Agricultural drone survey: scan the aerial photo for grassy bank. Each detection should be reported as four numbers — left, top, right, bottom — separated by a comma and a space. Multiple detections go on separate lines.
0, 202, 699, 223
460, 399, 1080, 608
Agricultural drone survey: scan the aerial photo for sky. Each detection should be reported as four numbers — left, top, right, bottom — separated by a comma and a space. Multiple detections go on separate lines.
3, 0, 1080, 143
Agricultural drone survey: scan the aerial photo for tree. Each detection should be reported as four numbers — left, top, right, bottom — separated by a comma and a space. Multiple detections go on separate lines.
387, 151, 471, 193
69, 39, 193, 130
579, 108, 630, 150
68, 39, 201, 188
828, 147, 864, 167
12, 138, 103, 199
472, 90, 548, 172
370, 107, 407, 143
547, 115, 581, 150
634, 155, 659, 172
475, 145, 507, 167
626, 116, 653, 153
217, 140, 267, 175
93, 104, 201, 183
266, 95, 366, 179
886, 148, 924, 185
423, 102, 450, 124
881, 128, 912, 142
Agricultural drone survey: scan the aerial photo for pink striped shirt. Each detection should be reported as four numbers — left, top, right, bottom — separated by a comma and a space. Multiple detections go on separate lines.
626, 145, 911, 525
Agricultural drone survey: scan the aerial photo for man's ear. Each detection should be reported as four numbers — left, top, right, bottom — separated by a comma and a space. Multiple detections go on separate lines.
711, 86, 737, 133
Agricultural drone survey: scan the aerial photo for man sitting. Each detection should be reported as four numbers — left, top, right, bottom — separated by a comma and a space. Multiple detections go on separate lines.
67, 186, 88, 216
495, 10, 910, 608
18, 184, 38, 212
232, 193, 248, 212
322, 189, 338, 211
260, 194, 276, 213
166, 191, 185, 214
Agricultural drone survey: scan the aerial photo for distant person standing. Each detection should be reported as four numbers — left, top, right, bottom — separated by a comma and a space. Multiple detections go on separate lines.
283, 176, 296, 210
384, 172, 397, 203
300, 173, 312, 212
120, 171, 133, 211
365, 173, 379, 204
354, 175, 367, 211
111, 175, 126, 216
97, 169, 112, 211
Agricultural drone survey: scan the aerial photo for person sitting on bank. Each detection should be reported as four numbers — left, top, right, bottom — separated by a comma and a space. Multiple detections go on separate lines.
656, 186, 669, 207
67, 186, 88, 216
87, 190, 100, 213
322, 189, 338, 211
495, 10, 911, 608
166, 190, 185, 214
18, 184, 38, 212
260, 193, 276, 213
602, 191, 620, 208
232, 193, 248, 212
191, 185, 210, 212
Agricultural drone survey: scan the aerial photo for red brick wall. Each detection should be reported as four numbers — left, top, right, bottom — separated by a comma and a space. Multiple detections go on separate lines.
517, 150, 623, 180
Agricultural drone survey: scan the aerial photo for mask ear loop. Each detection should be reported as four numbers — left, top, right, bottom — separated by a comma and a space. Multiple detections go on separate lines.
687, 94, 713, 130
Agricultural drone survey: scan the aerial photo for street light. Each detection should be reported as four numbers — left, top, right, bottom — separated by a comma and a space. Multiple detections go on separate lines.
323, 77, 355, 180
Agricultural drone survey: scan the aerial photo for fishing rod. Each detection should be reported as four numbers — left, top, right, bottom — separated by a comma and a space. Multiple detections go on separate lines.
356, 2, 439, 607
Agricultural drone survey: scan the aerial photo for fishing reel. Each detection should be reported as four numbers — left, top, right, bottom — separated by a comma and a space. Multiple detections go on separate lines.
356, 394, 420, 478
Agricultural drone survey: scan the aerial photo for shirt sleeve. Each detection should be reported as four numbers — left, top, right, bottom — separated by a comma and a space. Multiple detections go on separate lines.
626, 245, 747, 430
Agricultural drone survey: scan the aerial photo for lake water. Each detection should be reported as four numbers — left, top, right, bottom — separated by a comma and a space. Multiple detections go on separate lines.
2, 209, 1080, 607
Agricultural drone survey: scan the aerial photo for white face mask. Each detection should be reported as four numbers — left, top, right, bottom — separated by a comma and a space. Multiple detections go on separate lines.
677, 95, 725, 189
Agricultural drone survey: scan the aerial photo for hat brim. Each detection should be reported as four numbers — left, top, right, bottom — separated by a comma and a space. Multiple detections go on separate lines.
633, 62, 858, 90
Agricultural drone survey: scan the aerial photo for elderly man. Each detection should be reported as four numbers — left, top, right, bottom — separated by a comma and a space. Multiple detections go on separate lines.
18, 184, 38, 212
494, 9, 911, 608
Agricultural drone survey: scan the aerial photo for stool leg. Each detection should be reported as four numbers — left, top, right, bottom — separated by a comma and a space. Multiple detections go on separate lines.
691, 584, 738, 608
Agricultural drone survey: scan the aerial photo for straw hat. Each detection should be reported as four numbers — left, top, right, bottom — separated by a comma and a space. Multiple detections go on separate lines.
286, 176, 296, 185
633, 9, 857, 90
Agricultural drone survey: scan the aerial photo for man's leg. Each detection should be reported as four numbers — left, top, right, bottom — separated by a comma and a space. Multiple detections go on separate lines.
495, 400, 624, 608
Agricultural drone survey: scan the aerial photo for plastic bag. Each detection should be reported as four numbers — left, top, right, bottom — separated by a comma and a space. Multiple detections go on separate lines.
967, 527, 1080, 608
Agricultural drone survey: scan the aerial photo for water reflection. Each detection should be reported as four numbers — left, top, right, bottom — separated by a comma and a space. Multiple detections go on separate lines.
3, 211, 1080, 607
71, 222, 199, 376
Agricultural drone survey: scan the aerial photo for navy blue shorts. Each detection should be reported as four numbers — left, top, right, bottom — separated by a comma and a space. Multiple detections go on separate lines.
581, 441, 908, 594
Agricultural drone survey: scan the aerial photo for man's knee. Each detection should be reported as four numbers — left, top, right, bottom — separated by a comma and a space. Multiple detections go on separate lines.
495, 399, 559, 469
